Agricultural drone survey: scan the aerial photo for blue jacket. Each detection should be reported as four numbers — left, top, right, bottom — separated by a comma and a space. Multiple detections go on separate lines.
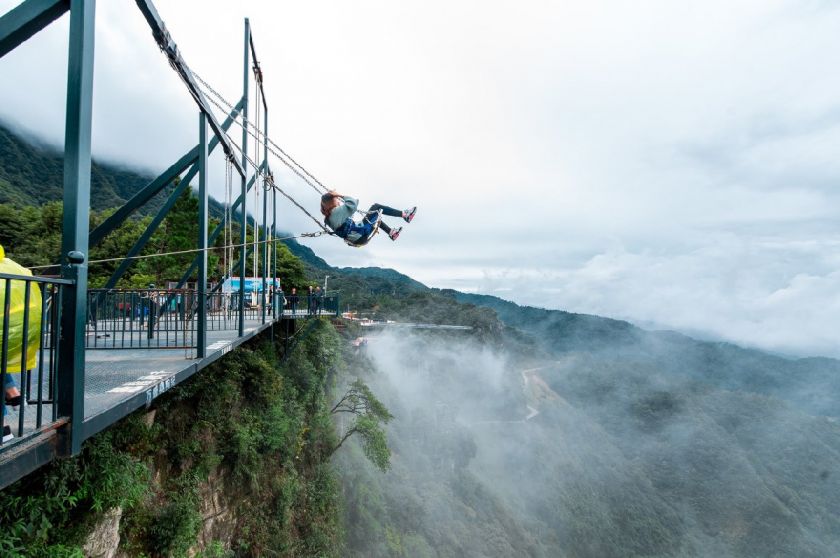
325, 197, 358, 231
334, 214, 380, 242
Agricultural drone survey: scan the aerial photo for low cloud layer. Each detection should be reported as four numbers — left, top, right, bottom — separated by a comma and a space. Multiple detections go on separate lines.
459, 233, 840, 358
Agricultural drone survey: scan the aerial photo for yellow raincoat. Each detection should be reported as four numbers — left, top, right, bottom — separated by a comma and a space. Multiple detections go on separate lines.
0, 245, 42, 372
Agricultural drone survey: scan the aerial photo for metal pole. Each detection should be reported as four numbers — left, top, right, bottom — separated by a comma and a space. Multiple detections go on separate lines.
173, 167, 261, 292
238, 17, 250, 337
272, 181, 277, 320
58, 0, 95, 456
261, 107, 268, 324
197, 111, 208, 358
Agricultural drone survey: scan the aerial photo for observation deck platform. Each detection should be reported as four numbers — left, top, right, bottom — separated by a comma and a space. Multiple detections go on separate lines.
0, 304, 334, 489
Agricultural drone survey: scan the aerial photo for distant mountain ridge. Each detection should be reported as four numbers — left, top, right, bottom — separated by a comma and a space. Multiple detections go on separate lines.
306, 264, 840, 419
449, 289, 840, 418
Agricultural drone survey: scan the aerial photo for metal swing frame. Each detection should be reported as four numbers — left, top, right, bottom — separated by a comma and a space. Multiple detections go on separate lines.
0, 0, 338, 489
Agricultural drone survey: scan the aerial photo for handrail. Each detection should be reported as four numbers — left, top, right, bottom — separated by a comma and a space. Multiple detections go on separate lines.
0, 273, 74, 285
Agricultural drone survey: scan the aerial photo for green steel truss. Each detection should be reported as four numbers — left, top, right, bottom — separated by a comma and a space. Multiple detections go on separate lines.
0, 0, 332, 490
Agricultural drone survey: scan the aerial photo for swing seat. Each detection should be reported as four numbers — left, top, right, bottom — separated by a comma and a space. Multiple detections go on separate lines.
343, 209, 383, 248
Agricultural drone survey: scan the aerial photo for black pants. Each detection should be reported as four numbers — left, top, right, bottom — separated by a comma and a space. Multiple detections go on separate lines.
368, 203, 401, 234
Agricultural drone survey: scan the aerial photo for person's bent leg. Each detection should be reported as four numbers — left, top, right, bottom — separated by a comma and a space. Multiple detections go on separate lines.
368, 203, 403, 218
4, 374, 20, 406
3, 374, 20, 441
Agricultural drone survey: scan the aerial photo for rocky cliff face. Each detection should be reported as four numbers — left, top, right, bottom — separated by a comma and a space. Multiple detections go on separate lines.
80, 432, 241, 558
81, 471, 239, 558
84, 508, 123, 558
194, 470, 238, 552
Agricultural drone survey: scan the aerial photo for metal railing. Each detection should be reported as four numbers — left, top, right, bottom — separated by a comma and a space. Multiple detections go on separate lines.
283, 293, 340, 317
0, 272, 71, 448
87, 288, 196, 349
1, 279, 339, 453
85, 288, 341, 351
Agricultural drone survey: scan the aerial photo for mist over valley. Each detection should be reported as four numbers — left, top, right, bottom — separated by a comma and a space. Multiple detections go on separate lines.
336, 290, 840, 558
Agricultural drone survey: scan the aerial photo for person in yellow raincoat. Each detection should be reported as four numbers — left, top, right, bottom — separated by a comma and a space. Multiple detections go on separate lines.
0, 244, 42, 441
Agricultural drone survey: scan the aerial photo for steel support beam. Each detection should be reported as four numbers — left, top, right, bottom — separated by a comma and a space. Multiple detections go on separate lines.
90, 99, 242, 249
238, 18, 250, 337
102, 179, 188, 291
91, 150, 196, 247
196, 112, 208, 358
0, 0, 68, 59
249, 31, 268, 113
147, 166, 263, 324
99, 106, 240, 290
134, 0, 245, 178
0, 420, 68, 491
57, 0, 95, 456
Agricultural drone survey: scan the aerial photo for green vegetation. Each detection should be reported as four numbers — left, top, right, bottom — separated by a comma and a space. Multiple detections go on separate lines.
0, 192, 307, 290
330, 379, 394, 472
0, 123, 158, 212
0, 121, 308, 290
0, 117, 394, 556
0, 427, 149, 557
0, 322, 347, 556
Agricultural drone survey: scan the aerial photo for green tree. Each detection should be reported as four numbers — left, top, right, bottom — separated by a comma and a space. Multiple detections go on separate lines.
275, 242, 307, 290
329, 379, 393, 472
155, 187, 199, 284
0, 203, 26, 250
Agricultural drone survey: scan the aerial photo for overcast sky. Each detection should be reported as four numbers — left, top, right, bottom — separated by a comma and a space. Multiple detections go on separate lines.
2, 0, 840, 357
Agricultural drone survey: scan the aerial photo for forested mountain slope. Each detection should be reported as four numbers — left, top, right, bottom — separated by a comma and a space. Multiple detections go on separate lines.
448, 290, 840, 418
0, 121, 229, 219
312, 264, 840, 557
0, 122, 165, 212
301, 262, 840, 419
340, 320, 840, 557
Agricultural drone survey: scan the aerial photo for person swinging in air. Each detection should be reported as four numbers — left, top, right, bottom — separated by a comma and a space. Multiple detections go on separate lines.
320, 191, 416, 246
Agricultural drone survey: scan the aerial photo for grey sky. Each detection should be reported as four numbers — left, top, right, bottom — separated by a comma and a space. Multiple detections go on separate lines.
2, 0, 840, 357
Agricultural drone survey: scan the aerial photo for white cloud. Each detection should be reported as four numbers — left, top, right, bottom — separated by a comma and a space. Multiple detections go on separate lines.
2, 0, 840, 356
460, 233, 840, 358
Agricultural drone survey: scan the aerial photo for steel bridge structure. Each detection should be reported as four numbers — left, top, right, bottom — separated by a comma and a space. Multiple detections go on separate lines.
0, 0, 336, 489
